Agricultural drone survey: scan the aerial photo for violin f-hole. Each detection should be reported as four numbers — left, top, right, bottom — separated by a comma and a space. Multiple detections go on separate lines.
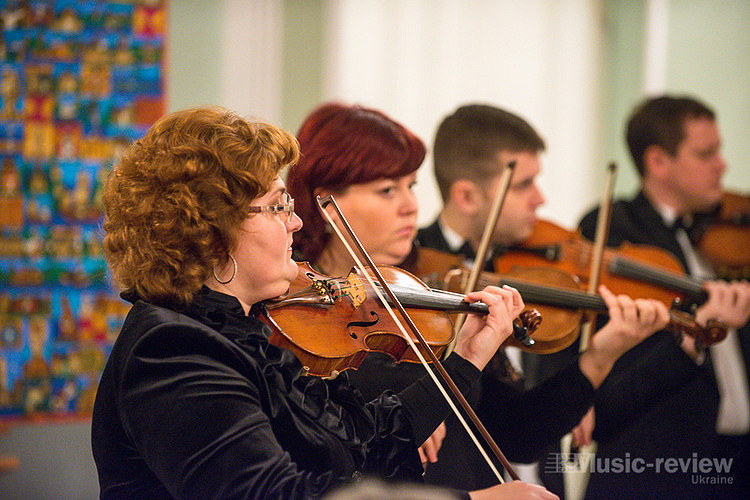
346, 311, 379, 339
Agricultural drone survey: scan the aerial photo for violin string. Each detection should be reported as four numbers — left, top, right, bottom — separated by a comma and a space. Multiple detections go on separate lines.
476, 271, 606, 310
320, 205, 506, 483
610, 257, 704, 298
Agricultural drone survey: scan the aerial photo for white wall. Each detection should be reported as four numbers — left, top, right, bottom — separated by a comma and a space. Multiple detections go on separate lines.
320, 0, 605, 228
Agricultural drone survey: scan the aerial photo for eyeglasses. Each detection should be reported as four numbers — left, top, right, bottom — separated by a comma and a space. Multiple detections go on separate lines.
247, 192, 295, 223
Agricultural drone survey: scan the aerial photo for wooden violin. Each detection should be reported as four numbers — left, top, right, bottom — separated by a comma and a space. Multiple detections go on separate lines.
693, 191, 750, 279
493, 219, 709, 305
262, 262, 542, 378
413, 247, 726, 353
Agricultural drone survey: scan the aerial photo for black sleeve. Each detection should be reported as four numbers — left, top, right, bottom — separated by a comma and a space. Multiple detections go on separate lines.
477, 360, 595, 463
118, 322, 340, 499
591, 331, 706, 440
396, 352, 482, 445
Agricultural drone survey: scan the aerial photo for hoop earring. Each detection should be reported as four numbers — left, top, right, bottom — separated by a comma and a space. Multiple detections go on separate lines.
213, 255, 237, 285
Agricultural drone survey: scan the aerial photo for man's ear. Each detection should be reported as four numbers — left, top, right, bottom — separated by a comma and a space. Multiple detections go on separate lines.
449, 179, 484, 216
643, 145, 672, 180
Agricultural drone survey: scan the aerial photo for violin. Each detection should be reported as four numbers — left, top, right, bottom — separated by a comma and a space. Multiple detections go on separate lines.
262, 261, 542, 378
413, 247, 726, 353
493, 219, 708, 305
288, 192, 533, 483
693, 191, 750, 279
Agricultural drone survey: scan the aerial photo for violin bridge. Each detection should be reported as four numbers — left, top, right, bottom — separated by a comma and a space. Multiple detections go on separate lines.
343, 274, 367, 308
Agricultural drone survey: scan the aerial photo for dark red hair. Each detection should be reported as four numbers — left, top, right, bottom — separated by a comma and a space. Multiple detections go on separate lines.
287, 102, 426, 263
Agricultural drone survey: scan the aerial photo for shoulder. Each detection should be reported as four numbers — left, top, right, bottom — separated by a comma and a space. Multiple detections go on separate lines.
108, 301, 266, 384
578, 195, 647, 245
416, 219, 450, 252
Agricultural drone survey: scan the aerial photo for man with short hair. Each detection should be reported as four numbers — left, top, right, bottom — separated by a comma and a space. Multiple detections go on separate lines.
420, 101, 750, 498
575, 95, 750, 498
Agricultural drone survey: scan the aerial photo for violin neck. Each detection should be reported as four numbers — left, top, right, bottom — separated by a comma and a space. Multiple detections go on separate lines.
608, 256, 707, 303
386, 279, 605, 314
485, 277, 607, 311
383, 285, 490, 314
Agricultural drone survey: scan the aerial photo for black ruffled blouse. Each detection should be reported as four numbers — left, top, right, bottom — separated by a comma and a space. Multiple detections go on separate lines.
91, 287, 479, 499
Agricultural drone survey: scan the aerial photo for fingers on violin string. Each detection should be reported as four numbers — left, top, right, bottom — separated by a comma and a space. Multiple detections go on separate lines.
717, 281, 731, 303
503, 285, 524, 312
703, 281, 720, 305
712, 281, 729, 304
468, 286, 509, 306
598, 285, 614, 303
655, 301, 671, 327
618, 294, 638, 324
740, 283, 750, 311
731, 280, 750, 304
499, 287, 516, 310
599, 286, 621, 321
634, 298, 656, 326
729, 283, 742, 307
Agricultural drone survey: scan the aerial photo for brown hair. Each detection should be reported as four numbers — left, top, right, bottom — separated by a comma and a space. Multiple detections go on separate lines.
432, 104, 545, 201
103, 107, 299, 306
287, 102, 425, 263
626, 94, 715, 176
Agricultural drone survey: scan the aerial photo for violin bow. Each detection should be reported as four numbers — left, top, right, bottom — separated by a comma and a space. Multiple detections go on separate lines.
559, 163, 617, 495
317, 194, 519, 483
451, 162, 518, 340
580, 162, 617, 351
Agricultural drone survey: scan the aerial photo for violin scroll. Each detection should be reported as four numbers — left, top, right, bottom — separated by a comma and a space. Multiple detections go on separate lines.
669, 298, 728, 350
514, 310, 542, 345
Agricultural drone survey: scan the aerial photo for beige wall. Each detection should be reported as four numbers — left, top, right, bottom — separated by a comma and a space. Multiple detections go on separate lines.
600, 0, 750, 202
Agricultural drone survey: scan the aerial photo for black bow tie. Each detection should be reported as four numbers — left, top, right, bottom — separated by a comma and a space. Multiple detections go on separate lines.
456, 241, 476, 261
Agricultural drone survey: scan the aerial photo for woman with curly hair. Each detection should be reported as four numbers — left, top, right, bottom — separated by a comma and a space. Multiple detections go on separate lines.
90, 107, 552, 499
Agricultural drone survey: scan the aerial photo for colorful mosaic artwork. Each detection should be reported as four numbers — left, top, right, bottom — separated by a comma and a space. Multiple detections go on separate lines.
0, 0, 165, 418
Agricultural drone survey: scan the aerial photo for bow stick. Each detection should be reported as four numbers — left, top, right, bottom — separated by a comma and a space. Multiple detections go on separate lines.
580, 162, 617, 351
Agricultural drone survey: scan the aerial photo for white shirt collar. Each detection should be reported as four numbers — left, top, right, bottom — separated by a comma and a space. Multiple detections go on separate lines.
650, 198, 680, 227
437, 218, 469, 253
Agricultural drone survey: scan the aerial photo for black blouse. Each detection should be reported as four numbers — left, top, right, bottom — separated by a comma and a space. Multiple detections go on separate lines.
91, 287, 480, 499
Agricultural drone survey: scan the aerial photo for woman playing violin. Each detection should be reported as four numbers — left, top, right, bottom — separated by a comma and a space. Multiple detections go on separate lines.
90, 107, 544, 500
286, 102, 671, 492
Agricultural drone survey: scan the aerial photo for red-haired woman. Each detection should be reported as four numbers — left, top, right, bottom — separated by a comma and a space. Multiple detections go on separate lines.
91, 106, 544, 500
288, 102, 424, 277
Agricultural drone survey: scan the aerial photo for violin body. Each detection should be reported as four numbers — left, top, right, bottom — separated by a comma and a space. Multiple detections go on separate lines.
263, 262, 457, 377
695, 191, 750, 279
415, 247, 584, 353
494, 219, 696, 305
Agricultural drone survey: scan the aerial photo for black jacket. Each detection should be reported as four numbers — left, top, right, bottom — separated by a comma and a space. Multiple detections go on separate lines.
91, 287, 481, 499
568, 191, 737, 499
344, 221, 596, 491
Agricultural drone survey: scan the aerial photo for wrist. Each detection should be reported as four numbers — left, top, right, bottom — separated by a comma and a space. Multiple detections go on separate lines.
578, 349, 615, 389
452, 347, 486, 371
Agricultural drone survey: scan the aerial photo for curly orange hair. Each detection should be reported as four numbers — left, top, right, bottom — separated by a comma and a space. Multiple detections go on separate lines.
103, 107, 299, 306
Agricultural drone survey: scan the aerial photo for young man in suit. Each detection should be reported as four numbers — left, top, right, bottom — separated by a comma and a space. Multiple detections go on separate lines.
576, 95, 750, 498
421, 102, 750, 498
